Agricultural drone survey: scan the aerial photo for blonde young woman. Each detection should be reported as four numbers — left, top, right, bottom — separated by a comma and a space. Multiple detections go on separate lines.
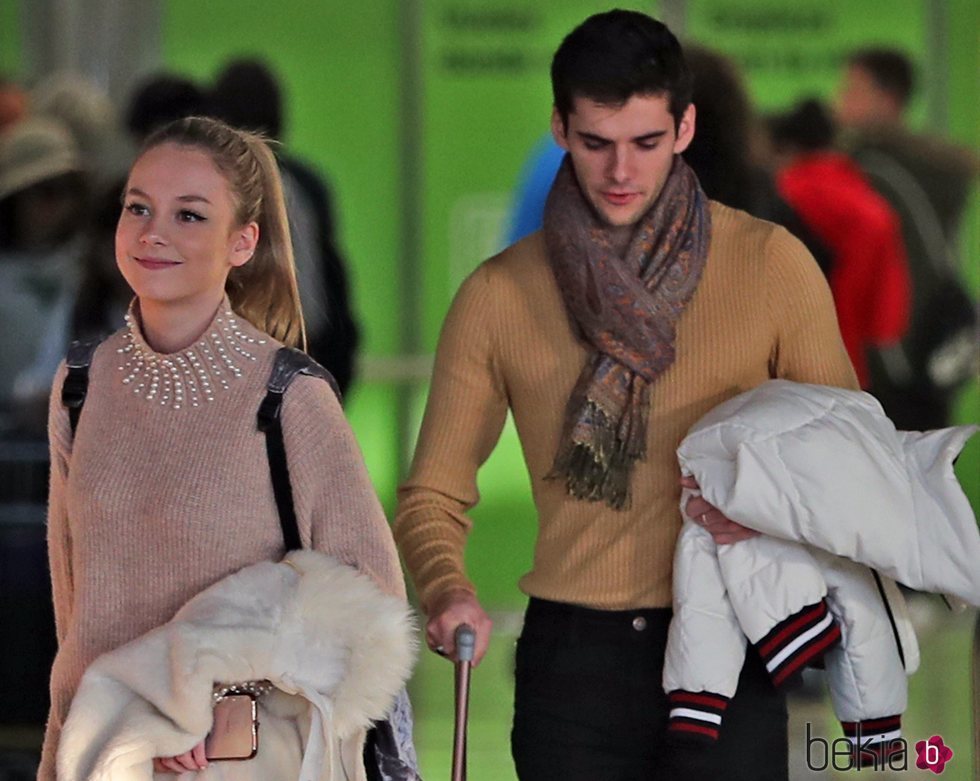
40, 117, 415, 780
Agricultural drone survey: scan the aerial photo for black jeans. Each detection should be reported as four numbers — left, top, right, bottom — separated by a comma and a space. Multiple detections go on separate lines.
511, 598, 788, 781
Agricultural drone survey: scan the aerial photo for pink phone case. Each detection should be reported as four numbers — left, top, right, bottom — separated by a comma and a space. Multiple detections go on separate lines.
204, 693, 259, 761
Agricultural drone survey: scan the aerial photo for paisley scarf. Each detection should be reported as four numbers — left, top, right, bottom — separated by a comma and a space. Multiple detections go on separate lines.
544, 154, 711, 509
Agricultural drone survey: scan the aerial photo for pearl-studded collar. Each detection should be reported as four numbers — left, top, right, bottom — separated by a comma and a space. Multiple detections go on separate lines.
117, 298, 266, 409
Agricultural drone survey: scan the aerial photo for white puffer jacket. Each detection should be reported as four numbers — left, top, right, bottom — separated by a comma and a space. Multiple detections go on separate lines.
57, 551, 417, 781
664, 380, 978, 756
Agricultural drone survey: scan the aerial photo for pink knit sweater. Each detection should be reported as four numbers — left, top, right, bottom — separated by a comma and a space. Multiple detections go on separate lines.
39, 303, 404, 780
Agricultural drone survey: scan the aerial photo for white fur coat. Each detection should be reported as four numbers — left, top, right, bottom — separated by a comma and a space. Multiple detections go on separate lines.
57, 551, 417, 781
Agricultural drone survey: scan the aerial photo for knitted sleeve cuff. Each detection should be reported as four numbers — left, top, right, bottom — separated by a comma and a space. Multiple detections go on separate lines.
666, 690, 730, 743
755, 599, 841, 688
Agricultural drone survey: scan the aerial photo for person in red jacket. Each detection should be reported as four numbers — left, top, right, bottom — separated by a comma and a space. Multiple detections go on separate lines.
768, 100, 911, 389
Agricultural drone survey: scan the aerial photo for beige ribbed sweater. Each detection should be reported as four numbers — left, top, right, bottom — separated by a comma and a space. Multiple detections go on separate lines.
394, 202, 858, 614
39, 305, 404, 780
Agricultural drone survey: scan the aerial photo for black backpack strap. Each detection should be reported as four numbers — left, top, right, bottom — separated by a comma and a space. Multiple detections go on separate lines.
257, 347, 340, 552
61, 338, 103, 437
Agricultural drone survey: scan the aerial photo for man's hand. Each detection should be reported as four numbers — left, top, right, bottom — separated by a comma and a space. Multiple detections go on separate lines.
153, 741, 208, 773
681, 475, 759, 545
425, 588, 493, 666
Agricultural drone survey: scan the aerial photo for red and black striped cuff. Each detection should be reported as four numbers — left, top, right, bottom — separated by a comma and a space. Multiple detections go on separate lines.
842, 715, 903, 768
666, 690, 730, 743
755, 600, 841, 688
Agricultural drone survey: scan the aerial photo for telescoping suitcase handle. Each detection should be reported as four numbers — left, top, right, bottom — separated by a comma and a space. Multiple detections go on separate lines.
452, 624, 476, 781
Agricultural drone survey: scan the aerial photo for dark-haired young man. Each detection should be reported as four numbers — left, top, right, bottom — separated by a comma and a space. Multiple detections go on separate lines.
395, 11, 856, 779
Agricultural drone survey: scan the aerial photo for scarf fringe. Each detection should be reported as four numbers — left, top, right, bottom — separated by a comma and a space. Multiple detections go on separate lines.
550, 400, 647, 510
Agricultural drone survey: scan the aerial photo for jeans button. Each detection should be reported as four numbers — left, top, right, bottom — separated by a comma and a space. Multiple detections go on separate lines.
632, 616, 647, 632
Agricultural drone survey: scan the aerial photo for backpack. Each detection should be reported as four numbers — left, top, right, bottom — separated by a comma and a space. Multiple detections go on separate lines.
62, 341, 421, 781
857, 148, 978, 430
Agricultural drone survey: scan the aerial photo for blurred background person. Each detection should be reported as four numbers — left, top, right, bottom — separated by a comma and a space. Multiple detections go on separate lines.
836, 47, 977, 238
682, 44, 833, 276
504, 134, 564, 245
0, 117, 88, 436
10, 74, 210, 436
210, 58, 361, 396
124, 72, 211, 144
768, 98, 911, 390
30, 73, 126, 190
836, 47, 978, 428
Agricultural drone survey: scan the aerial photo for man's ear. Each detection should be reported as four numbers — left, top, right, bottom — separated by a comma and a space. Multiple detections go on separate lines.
672, 103, 696, 154
551, 106, 570, 151
230, 221, 259, 268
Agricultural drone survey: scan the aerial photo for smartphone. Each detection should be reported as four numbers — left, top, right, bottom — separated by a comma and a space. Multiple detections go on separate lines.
204, 693, 259, 761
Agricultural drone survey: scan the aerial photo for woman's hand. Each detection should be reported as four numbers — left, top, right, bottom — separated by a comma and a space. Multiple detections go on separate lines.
681, 475, 759, 545
152, 740, 208, 774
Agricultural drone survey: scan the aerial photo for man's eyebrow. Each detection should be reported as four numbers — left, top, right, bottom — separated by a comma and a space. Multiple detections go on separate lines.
633, 130, 669, 143
575, 130, 669, 143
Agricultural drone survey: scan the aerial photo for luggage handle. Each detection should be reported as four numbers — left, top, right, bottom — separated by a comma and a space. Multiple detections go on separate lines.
455, 624, 476, 663
451, 624, 476, 781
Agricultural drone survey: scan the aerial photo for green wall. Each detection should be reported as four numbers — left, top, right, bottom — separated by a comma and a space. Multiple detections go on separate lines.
0, 0, 21, 76
946, 0, 980, 150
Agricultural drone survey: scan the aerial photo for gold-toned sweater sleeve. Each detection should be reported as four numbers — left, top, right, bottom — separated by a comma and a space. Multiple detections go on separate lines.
765, 226, 860, 391
394, 263, 509, 611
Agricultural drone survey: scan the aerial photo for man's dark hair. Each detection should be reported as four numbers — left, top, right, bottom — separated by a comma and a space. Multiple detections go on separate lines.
551, 10, 692, 130
211, 59, 283, 140
847, 48, 915, 107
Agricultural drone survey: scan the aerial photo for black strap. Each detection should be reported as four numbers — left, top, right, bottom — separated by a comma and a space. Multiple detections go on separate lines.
871, 569, 907, 669
257, 347, 340, 552
61, 338, 103, 437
